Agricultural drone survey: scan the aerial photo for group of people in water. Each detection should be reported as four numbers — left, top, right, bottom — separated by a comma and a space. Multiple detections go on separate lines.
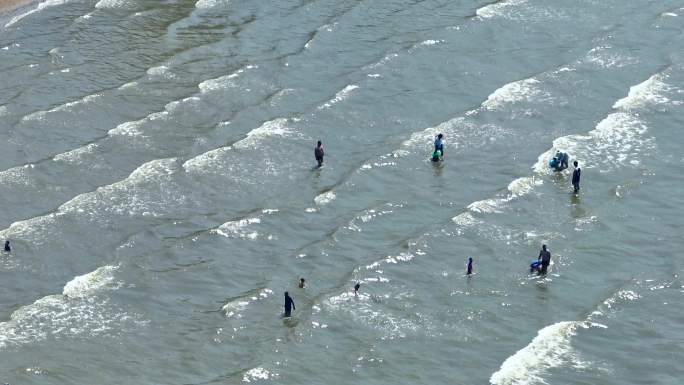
284, 279, 361, 318
292, 134, 575, 317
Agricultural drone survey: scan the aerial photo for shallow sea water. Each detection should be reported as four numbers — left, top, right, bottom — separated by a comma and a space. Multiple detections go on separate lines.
1, 0, 683, 384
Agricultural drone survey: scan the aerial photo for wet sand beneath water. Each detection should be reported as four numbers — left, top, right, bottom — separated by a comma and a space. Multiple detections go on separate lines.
0, 0, 36, 14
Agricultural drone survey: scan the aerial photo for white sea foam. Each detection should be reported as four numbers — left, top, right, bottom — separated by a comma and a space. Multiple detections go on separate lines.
94, 0, 133, 9
0, 265, 139, 349
212, 218, 260, 239
467, 198, 504, 214
507, 176, 541, 197
533, 111, 652, 173
63, 265, 121, 298
490, 321, 582, 385
314, 190, 336, 206
476, 0, 526, 19
195, 0, 229, 9
584, 45, 636, 69
0, 165, 33, 187
107, 111, 168, 137
318, 85, 359, 109
53, 143, 99, 163
0, 158, 180, 242
182, 118, 290, 171
482, 78, 544, 111
452, 212, 479, 227
612, 73, 671, 110
118, 81, 138, 90
242, 367, 277, 382
325, 278, 426, 339
146, 65, 176, 79
364, 253, 414, 270
365, 53, 398, 70
21, 94, 102, 122
0, 105, 7, 117
198, 65, 257, 93
419, 39, 444, 46
222, 288, 272, 318
5, 0, 68, 28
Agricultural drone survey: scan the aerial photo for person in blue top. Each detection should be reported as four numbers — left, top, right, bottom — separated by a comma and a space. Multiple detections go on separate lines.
434, 134, 444, 156
466, 257, 474, 275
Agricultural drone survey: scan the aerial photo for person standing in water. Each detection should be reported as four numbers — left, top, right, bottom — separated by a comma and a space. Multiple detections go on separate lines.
537, 244, 551, 275
466, 257, 474, 275
284, 291, 295, 317
314, 140, 324, 168
572, 161, 581, 193
3, 240, 10, 253
298, 278, 306, 288
434, 134, 444, 157
353, 282, 361, 295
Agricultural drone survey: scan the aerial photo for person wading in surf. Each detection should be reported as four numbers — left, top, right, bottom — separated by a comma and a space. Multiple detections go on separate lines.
315, 140, 324, 168
284, 291, 295, 317
537, 244, 551, 275
572, 161, 581, 193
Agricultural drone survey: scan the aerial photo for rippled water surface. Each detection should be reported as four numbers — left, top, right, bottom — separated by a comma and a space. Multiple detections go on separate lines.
1, 0, 683, 383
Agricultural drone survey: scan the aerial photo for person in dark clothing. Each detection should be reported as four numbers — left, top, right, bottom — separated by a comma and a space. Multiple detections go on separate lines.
572, 161, 581, 193
538, 244, 551, 275
466, 257, 474, 275
3, 240, 10, 253
284, 291, 295, 317
434, 134, 444, 157
298, 278, 305, 288
314, 140, 324, 168
353, 282, 361, 295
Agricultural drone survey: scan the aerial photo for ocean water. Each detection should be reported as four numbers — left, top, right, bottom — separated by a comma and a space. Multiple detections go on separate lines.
1, 0, 683, 383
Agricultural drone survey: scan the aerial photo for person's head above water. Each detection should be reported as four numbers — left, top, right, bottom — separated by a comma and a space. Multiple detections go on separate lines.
542, 244, 547, 251
574, 161, 578, 167
468, 257, 473, 263
300, 278, 305, 283
437, 134, 443, 139
317, 140, 322, 147
284, 291, 289, 297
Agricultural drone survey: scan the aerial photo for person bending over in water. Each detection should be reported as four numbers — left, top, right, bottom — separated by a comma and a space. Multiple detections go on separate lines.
314, 140, 324, 168
537, 244, 551, 275
298, 278, 306, 288
431, 149, 442, 162
466, 257, 474, 275
284, 291, 295, 317
4, 240, 10, 253
354, 282, 361, 295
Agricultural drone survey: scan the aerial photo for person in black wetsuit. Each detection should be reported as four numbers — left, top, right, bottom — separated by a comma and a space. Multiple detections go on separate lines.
354, 282, 361, 295
3, 240, 10, 253
466, 257, 474, 275
284, 291, 295, 317
298, 278, 305, 288
538, 244, 551, 275
314, 140, 324, 168
572, 161, 581, 193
